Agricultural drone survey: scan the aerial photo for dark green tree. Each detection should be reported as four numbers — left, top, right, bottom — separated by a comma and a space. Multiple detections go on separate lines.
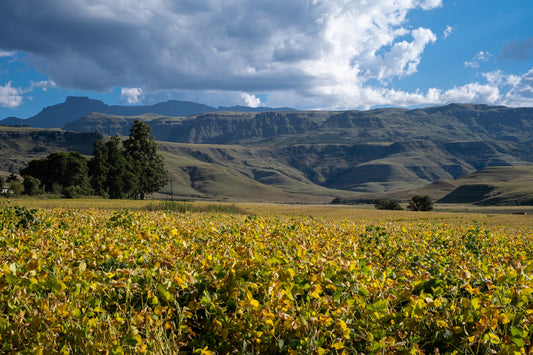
0, 175, 4, 189
88, 140, 109, 197
105, 136, 138, 199
21, 152, 90, 196
374, 199, 403, 210
88, 136, 139, 199
9, 181, 23, 196
23, 176, 42, 196
407, 195, 433, 211
123, 121, 167, 199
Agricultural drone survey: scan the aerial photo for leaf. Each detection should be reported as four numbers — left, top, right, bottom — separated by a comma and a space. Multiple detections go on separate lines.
297, 246, 306, 259
26, 259, 40, 271
250, 298, 260, 308
332, 341, 344, 350
157, 284, 174, 303
512, 337, 525, 347
9, 262, 17, 275
510, 326, 523, 337
484, 332, 500, 345
471, 297, 481, 310
310, 284, 323, 299
78, 261, 87, 273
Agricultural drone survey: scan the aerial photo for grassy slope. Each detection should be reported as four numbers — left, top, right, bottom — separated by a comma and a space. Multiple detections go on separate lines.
335, 166, 533, 206
437, 166, 533, 205
0, 127, 102, 173
158, 142, 362, 203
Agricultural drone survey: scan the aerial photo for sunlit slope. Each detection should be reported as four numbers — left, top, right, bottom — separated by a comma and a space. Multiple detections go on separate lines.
438, 166, 533, 205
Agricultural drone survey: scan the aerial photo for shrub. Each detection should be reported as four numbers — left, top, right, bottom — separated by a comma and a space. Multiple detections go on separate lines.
374, 199, 403, 210
9, 181, 23, 196
23, 176, 42, 196
407, 195, 433, 211
146, 201, 246, 214
62, 186, 84, 199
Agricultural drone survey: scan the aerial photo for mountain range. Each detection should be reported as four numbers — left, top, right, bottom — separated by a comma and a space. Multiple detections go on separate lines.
1, 97, 533, 204
0, 96, 294, 128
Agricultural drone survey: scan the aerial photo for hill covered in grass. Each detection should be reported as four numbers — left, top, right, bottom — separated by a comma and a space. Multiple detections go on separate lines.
332, 166, 533, 206
437, 166, 533, 205
0, 127, 102, 174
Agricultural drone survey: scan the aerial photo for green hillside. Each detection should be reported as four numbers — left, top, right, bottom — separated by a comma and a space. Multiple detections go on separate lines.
0, 127, 102, 174
437, 166, 533, 205
333, 166, 533, 207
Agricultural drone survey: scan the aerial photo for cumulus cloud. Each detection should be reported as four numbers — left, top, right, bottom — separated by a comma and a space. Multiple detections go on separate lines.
240, 93, 262, 108
0, 80, 57, 108
359, 28, 437, 81
121, 87, 144, 104
0, 81, 23, 108
0, 0, 443, 108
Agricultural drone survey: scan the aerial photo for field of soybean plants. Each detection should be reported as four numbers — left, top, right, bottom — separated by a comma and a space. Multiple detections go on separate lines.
0, 200, 532, 354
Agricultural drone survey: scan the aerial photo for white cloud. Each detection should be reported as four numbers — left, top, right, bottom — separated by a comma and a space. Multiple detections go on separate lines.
29, 80, 56, 92
5, 1, 530, 110
240, 93, 262, 108
0, 81, 23, 108
465, 51, 492, 69
0, 80, 58, 108
420, 0, 443, 10
0, 50, 14, 58
502, 68, 533, 106
120, 87, 144, 104
359, 27, 437, 81
0, 0, 444, 109
443, 25, 453, 39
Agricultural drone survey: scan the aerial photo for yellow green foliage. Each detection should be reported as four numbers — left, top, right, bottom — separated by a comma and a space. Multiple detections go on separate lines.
0, 205, 532, 354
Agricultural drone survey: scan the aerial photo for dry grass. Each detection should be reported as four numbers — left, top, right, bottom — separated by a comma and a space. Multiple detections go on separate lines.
6, 197, 531, 230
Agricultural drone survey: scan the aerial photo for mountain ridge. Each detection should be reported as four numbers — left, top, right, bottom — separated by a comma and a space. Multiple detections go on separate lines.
63, 103, 533, 145
0, 96, 295, 128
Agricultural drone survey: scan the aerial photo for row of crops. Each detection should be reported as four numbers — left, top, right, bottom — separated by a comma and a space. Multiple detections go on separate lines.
0, 204, 532, 353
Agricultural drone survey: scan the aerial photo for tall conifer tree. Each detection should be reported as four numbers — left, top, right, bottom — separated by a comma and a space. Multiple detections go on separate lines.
123, 121, 167, 199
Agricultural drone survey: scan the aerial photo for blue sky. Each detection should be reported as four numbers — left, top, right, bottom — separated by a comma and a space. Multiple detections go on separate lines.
1, 0, 532, 119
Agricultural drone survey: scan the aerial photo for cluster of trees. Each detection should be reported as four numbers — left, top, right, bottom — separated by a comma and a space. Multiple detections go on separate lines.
374, 195, 434, 211
18, 121, 168, 199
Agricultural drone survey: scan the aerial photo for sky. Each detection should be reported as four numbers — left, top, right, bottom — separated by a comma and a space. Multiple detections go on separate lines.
1, 0, 532, 119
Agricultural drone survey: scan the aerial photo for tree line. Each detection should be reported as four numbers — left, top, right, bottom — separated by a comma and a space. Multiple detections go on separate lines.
10, 120, 168, 199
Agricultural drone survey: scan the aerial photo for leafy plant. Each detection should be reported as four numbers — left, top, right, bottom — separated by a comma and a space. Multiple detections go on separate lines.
0, 207, 531, 353
0, 204, 40, 229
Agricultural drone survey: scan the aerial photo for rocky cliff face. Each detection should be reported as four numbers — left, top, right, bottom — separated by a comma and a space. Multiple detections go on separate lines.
63, 104, 533, 145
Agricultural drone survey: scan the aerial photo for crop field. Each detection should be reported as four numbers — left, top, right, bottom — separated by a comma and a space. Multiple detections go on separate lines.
1, 200, 532, 354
